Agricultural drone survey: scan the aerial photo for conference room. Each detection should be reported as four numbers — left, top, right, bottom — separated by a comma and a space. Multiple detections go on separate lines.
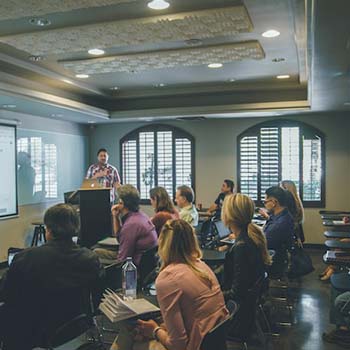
1, 0, 350, 349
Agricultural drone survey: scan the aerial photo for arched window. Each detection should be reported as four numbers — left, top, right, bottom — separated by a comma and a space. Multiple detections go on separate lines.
238, 120, 325, 207
121, 125, 195, 202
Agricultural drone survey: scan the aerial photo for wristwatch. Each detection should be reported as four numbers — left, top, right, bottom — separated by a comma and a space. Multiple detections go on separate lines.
153, 326, 162, 341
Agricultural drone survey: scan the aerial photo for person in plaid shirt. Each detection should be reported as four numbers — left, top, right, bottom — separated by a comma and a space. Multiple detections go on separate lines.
86, 148, 120, 202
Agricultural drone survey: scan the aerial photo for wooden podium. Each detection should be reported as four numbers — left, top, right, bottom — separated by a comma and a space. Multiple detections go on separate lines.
68, 188, 112, 248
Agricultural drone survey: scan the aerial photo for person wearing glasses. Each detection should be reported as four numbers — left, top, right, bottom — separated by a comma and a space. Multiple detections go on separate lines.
262, 186, 294, 278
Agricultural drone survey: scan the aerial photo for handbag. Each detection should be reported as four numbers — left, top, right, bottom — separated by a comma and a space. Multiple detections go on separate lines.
288, 245, 314, 278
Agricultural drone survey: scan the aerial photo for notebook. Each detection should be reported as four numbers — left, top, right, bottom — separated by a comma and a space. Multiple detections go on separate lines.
99, 289, 160, 323
97, 237, 119, 246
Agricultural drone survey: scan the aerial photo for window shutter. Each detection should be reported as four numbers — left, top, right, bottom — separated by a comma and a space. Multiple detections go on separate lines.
44, 144, 57, 198
260, 127, 279, 198
139, 132, 155, 200
175, 138, 192, 188
122, 139, 137, 187
303, 136, 322, 201
30, 137, 43, 193
239, 136, 258, 199
157, 131, 173, 198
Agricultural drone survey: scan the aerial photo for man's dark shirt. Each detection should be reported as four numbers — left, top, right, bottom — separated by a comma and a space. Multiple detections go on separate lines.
0, 239, 105, 349
214, 192, 227, 219
263, 208, 294, 251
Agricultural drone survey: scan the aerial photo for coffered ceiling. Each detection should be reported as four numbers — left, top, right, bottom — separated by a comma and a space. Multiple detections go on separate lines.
0, 0, 348, 124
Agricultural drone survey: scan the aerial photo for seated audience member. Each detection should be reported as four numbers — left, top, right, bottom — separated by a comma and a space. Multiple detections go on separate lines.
323, 291, 350, 346
175, 185, 199, 227
280, 180, 305, 243
207, 179, 235, 219
114, 219, 228, 350
221, 193, 271, 340
0, 204, 104, 350
262, 186, 294, 277
150, 187, 179, 236
95, 184, 158, 265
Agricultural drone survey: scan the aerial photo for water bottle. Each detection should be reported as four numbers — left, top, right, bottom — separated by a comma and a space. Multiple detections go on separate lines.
122, 257, 137, 300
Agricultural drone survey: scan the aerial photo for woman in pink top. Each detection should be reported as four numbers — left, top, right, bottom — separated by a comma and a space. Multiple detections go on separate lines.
149, 187, 179, 236
136, 219, 228, 350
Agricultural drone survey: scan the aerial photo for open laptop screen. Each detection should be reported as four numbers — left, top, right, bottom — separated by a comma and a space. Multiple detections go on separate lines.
213, 220, 231, 238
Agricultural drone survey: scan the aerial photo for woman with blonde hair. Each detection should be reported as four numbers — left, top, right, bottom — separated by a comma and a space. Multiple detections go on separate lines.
280, 180, 305, 242
149, 187, 179, 236
221, 193, 271, 341
119, 219, 228, 350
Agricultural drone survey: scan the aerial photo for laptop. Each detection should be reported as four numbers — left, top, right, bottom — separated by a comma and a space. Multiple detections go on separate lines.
81, 178, 103, 189
213, 221, 235, 245
7, 248, 24, 266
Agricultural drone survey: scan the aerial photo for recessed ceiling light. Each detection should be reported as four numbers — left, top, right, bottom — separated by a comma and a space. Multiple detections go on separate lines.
208, 63, 223, 69
62, 79, 74, 85
110, 86, 119, 90
29, 17, 51, 27
228, 78, 236, 82
144, 118, 153, 122
276, 74, 290, 79
2, 104, 16, 109
262, 29, 280, 38
88, 121, 96, 124
51, 113, 63, 118
272, 57, 285, 62
75, 74, 89, 79
154, 83, 166, 87
88, 48, 105, 56
147, 0, 170, 10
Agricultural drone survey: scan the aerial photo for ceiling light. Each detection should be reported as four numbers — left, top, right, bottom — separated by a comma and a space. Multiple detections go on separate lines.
208, 63, 223, 69
154, 83, 166, 87
75, 74, 89, 79
62, 79, 74, 84
147, 0, 170, 10
2, 104, 16, 109
262, 29, 280, 38
88, 48, 105, 56
276, 74, 290, 79
51, 113, 63, 118
228, 78, 236, 82
110, 86, 119, 90
29, 17, 51, 26
88, 121, 96, 124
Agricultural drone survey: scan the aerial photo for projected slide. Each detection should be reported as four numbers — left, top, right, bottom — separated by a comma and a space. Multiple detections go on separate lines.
0, 124, 17, 218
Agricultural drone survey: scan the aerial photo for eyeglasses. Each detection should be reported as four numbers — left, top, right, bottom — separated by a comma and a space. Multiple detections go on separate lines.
263, 199, 274, 204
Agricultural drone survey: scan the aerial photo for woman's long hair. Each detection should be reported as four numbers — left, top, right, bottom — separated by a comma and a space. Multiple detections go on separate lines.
222, 193, 271, 266
158, 219, 213, 287
149, 187, 176, 214
281, 180, 304, 224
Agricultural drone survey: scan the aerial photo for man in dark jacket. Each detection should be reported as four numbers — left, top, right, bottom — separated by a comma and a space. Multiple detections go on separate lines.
0, 204, 105, 350
263, 186, 294, 277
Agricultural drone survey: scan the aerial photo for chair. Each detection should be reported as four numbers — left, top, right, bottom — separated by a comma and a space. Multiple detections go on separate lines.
201, 300, 239, 350
138, 246, 159, 290
104, 261, 124, 292
43, 313, 105, 350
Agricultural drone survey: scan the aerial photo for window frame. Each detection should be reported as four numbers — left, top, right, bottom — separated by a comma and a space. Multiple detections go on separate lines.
237, 119, 326, 208
120, 124, 195, 204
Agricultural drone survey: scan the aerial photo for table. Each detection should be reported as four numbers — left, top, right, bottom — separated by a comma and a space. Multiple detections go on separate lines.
324, 231, 350, 239
325, 240, 350, 249
322, 220, 350, 229
202, 249, 226, 264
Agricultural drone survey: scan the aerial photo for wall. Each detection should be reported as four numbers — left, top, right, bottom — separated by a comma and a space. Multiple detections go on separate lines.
89, 112, 350, 245
0, 111, 89, 261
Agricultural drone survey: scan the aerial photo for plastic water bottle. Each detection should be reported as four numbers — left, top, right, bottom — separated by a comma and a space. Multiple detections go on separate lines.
122, 257, 137, 300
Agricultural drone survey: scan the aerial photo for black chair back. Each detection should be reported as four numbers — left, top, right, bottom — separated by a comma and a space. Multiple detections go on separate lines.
201, 300, 239, 350
104, 261, 124, 292
138, 246, 159, 289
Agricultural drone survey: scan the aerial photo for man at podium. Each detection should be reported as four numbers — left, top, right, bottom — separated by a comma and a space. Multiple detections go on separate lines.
86, 148, 120, 202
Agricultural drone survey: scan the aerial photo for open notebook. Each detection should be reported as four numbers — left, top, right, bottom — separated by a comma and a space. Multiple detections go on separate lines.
99, 289, 160, 323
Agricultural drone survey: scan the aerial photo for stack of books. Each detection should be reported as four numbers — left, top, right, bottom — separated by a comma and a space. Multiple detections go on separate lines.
99, 289, 160, 323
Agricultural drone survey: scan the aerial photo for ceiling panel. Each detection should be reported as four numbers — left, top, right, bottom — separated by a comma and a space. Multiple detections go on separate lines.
0, 0, 136, 21
0, 5, 252, 56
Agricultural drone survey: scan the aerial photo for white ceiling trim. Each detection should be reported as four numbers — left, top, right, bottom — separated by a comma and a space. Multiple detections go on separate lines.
0, 0, 136, 21
62, 41, 265, 74
0, 6, 252, 56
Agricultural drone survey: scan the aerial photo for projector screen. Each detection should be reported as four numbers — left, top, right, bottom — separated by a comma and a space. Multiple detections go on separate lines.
0, 123, 18, 219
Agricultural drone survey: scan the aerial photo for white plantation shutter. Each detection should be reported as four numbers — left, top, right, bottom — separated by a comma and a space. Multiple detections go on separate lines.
44, 144, 57, 198
121, 126, 194, 201
239, 136, 258, 200
238, 121, 324, 206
